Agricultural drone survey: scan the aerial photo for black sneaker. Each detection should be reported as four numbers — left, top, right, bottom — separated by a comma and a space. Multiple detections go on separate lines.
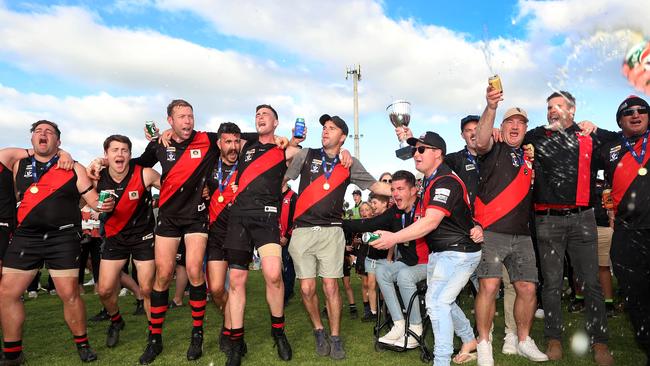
0, 353, 25, 366
139, 337, 163, 365
361, 310, 375, 322
349, 308, 358, 320
186, 330, 203, 361
606, 303, 618, 318
273, 333, 292, 361
134, 300, 146, 316
220, 332, 232, 353
313, 329, 330, 357
106, 319, 125, 348
225, 341, 245, 366
568, 298, 585, 313
329, 336, 346, 360
77, 344, 98, 363
90, 308, 110, 322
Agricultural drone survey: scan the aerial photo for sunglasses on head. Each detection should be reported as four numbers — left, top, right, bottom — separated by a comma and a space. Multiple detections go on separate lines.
622, 107, 649, 117
381, 178, 392, 183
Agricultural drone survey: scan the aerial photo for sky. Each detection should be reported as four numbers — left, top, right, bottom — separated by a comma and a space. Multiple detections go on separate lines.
1, 0, 649, 198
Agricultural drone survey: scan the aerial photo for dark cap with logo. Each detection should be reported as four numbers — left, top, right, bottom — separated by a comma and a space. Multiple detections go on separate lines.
319, 114, 349, 136
407, 131, 446, 155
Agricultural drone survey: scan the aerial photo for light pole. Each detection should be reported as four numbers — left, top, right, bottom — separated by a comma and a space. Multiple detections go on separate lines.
345, 64, 361, 159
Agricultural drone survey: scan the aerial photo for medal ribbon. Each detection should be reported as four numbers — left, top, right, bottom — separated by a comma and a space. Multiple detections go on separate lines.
321, 148, 339, 182
217, 159, 238, 195
620, 130, 649, 166
465, 147, 479, 174
31, 155, 59, 183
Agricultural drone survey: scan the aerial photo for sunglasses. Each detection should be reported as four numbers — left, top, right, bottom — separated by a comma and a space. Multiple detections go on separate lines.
622, 107, 648, 117
381, 179, 392, 183
411, 146, 437, 155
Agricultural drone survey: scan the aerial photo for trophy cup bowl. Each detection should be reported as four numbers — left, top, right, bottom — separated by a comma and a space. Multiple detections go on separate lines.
387, 100, 413, 159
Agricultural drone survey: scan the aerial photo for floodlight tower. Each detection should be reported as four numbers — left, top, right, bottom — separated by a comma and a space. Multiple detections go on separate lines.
345, 64, 362, 159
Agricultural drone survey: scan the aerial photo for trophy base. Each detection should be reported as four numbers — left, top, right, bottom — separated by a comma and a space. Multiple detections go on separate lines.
395, 146, 413, 160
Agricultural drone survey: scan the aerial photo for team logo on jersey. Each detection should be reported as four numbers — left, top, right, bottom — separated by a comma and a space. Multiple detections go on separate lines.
197, 202, 206, 212
283, 198, 290, 204
190, 149, 201, 159
310, 159, 322, 174
432, 188, 450, 204
244, 149, 255, 162
166, 147, 176, 162
465, 164, 476, 171
128, 191, 139, 200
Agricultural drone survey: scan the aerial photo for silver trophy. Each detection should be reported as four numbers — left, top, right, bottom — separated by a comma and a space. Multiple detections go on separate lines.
387, 100, 413, 160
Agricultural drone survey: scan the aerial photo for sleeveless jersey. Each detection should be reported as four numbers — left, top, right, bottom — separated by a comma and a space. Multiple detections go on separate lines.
97, 163, 154, 240
230, 140, 286, 216
294, 148, 351, 227
15, 157, 80, 236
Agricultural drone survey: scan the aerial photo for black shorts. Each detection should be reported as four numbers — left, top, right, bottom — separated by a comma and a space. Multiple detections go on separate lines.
343, 253, 352, 277
176, 240, 186, 266
224, 214, 279, 252
156, 214, 208, 238
207, 222, 228, 262
102, 233, 155, 261
0, 224, 12, 260
3, 231, 81, 271
224, 214, 279, 269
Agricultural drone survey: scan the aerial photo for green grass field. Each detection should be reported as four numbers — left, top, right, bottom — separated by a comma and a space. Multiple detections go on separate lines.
15, 271, 646, 365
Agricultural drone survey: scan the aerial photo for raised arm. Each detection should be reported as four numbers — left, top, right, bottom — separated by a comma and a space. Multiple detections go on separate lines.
476, 85, 502, 155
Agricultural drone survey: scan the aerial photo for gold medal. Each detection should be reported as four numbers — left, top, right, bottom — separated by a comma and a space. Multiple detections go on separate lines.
323, 182, 330, 190
217, 195, 225, 203
639, 167, 648, 176
30, 186, 39, 194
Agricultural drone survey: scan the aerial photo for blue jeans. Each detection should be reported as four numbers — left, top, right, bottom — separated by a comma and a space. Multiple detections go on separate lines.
426, 250, 481, 366
364, 257, 389, 275
376, 261, 427, 324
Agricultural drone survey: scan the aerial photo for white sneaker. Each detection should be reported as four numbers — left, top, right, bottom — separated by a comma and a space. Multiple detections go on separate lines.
409, 323, 423, 337
517, 336, 549, 362
502, 332, 518, 355
49, 289, 57, 295
535, 308, 545, 319
378, 320, 404, 344
392, 333, 418, 349
477, 339, 494, 366
83, 278, 95, 286
27, 291, 38, 299
118, 288, 129, 297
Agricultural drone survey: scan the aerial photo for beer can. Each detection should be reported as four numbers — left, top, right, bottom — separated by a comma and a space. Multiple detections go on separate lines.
362, 232, 380, 244
97, 190, 111, 209
294, 117, 306, 139
145, 121, 159, 138
602, 189, 614, 210
488, 75, 503, 93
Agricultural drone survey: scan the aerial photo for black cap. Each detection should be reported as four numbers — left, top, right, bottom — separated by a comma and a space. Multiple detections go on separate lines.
407, 131, 446, 155
352, 189, 362, 196
616, 95, 649, 126
460, 115, 480, 131
319, 114, 349, 136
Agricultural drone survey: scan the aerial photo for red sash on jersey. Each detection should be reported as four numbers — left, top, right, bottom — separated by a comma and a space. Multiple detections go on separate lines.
17, 168, 74, 226
104, 165, 145, 238
611, 140, 650, 214
293, 165, 350, 221
474, 158, 532, 229
575, 133, 593, 206
159, 132, 210, 208
233, 147, 285, 200
280, 189, 295, 237
209, 171, 238, 225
